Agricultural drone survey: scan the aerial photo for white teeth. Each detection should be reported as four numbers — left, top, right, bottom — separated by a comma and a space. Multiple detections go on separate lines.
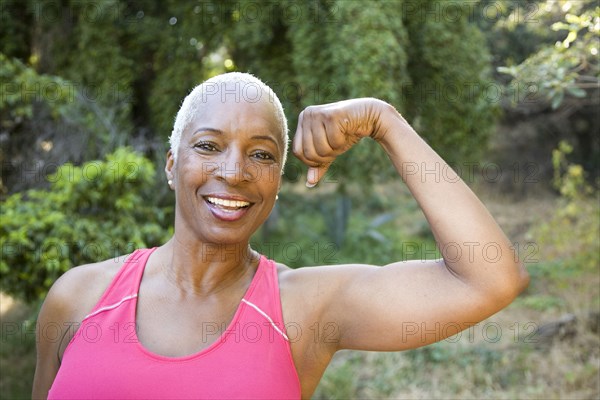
206, 197, 250, 208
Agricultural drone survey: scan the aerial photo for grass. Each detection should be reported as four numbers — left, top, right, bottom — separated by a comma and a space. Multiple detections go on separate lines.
313, 285, 599, 399
1, 187, 598, 399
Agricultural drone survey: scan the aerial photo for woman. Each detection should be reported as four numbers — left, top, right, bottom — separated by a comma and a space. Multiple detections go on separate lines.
33, 72, 529, 399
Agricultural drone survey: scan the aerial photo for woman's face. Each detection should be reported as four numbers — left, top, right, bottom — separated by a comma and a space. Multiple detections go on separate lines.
166, 92, 284, 246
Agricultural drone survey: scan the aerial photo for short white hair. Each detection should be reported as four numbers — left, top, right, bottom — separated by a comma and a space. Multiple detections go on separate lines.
169, 72, 289, 169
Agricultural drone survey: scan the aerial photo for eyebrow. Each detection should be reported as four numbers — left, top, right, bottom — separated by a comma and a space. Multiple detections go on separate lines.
192, 127, 223, 135
251, 135, 280, 149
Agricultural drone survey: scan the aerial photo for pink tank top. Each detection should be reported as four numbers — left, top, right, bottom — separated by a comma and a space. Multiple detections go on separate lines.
48, 248, 301, 399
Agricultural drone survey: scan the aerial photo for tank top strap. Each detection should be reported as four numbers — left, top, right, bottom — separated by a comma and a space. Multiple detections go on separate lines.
81, 248, 155, 322
241, 255, 289, 341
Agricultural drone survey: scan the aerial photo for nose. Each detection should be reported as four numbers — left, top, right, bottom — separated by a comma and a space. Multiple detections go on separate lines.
215, 148, 256, 185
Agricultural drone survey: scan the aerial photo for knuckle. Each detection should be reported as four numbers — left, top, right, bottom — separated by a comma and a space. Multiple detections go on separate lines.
304, 105, 321, 117
314, 146, 330, 158
322, 112, 334, 124
303, 148, 318, 161
292, 145, 303, 158
330, 132, 346, 148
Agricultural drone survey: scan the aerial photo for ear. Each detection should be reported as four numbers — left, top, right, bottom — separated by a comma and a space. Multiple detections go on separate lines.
165, 149, 175, 185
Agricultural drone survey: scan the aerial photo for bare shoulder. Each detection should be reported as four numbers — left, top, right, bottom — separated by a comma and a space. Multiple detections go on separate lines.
33, 255, 131, 397
276, 263, 317, 313
40, 254, 131, 325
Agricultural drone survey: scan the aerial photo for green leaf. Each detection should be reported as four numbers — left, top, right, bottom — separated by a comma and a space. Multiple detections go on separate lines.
567, 86, 587, 98
551, 91, 565, 109
552, 22, 571, 31
497, 66, 516, 76
565, 14, 581, 25
564, 31, 578, 45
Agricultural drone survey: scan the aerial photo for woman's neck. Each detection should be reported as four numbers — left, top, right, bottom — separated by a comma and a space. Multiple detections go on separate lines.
156, 236, 259, 296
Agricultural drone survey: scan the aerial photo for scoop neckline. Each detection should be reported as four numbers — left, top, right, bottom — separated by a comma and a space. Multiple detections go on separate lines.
130, 248, 266, 361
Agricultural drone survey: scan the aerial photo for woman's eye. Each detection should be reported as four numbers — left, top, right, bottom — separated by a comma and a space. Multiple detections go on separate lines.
194, 142, 218, 152
252, 151, 275, 161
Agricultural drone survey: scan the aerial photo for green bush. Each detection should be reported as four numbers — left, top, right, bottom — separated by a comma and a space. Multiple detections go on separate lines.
0, 148, 171, 302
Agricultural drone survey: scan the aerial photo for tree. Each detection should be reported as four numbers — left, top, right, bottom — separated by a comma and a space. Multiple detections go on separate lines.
403, 0, 496, 165
1, 0, 497, 257
498, 2, 599, 109
496, 0, 599, 180
1, 0, 496, 191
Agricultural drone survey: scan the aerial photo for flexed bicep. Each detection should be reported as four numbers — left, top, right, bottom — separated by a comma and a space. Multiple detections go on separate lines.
317, 260, 491, 352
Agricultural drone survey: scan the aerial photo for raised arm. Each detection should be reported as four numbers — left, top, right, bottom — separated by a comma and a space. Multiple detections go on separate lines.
292, 98, 529, 351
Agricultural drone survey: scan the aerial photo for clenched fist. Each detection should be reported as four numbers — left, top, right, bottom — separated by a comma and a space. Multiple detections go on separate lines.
293, 98, 400, 187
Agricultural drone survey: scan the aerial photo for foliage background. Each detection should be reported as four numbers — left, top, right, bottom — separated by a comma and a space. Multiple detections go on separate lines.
0, 0, 598, 398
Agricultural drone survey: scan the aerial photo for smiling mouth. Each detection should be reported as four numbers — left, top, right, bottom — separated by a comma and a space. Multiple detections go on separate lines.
205, 196, 251, 212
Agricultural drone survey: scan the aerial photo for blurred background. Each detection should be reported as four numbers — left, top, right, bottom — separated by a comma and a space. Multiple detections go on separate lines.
0, 0, 598, 398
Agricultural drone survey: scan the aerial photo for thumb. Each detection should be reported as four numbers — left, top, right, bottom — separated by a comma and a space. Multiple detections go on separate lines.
306, 164, 331, 188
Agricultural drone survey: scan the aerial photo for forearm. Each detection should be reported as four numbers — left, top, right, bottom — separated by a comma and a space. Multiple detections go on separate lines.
377, 106, 529, 298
